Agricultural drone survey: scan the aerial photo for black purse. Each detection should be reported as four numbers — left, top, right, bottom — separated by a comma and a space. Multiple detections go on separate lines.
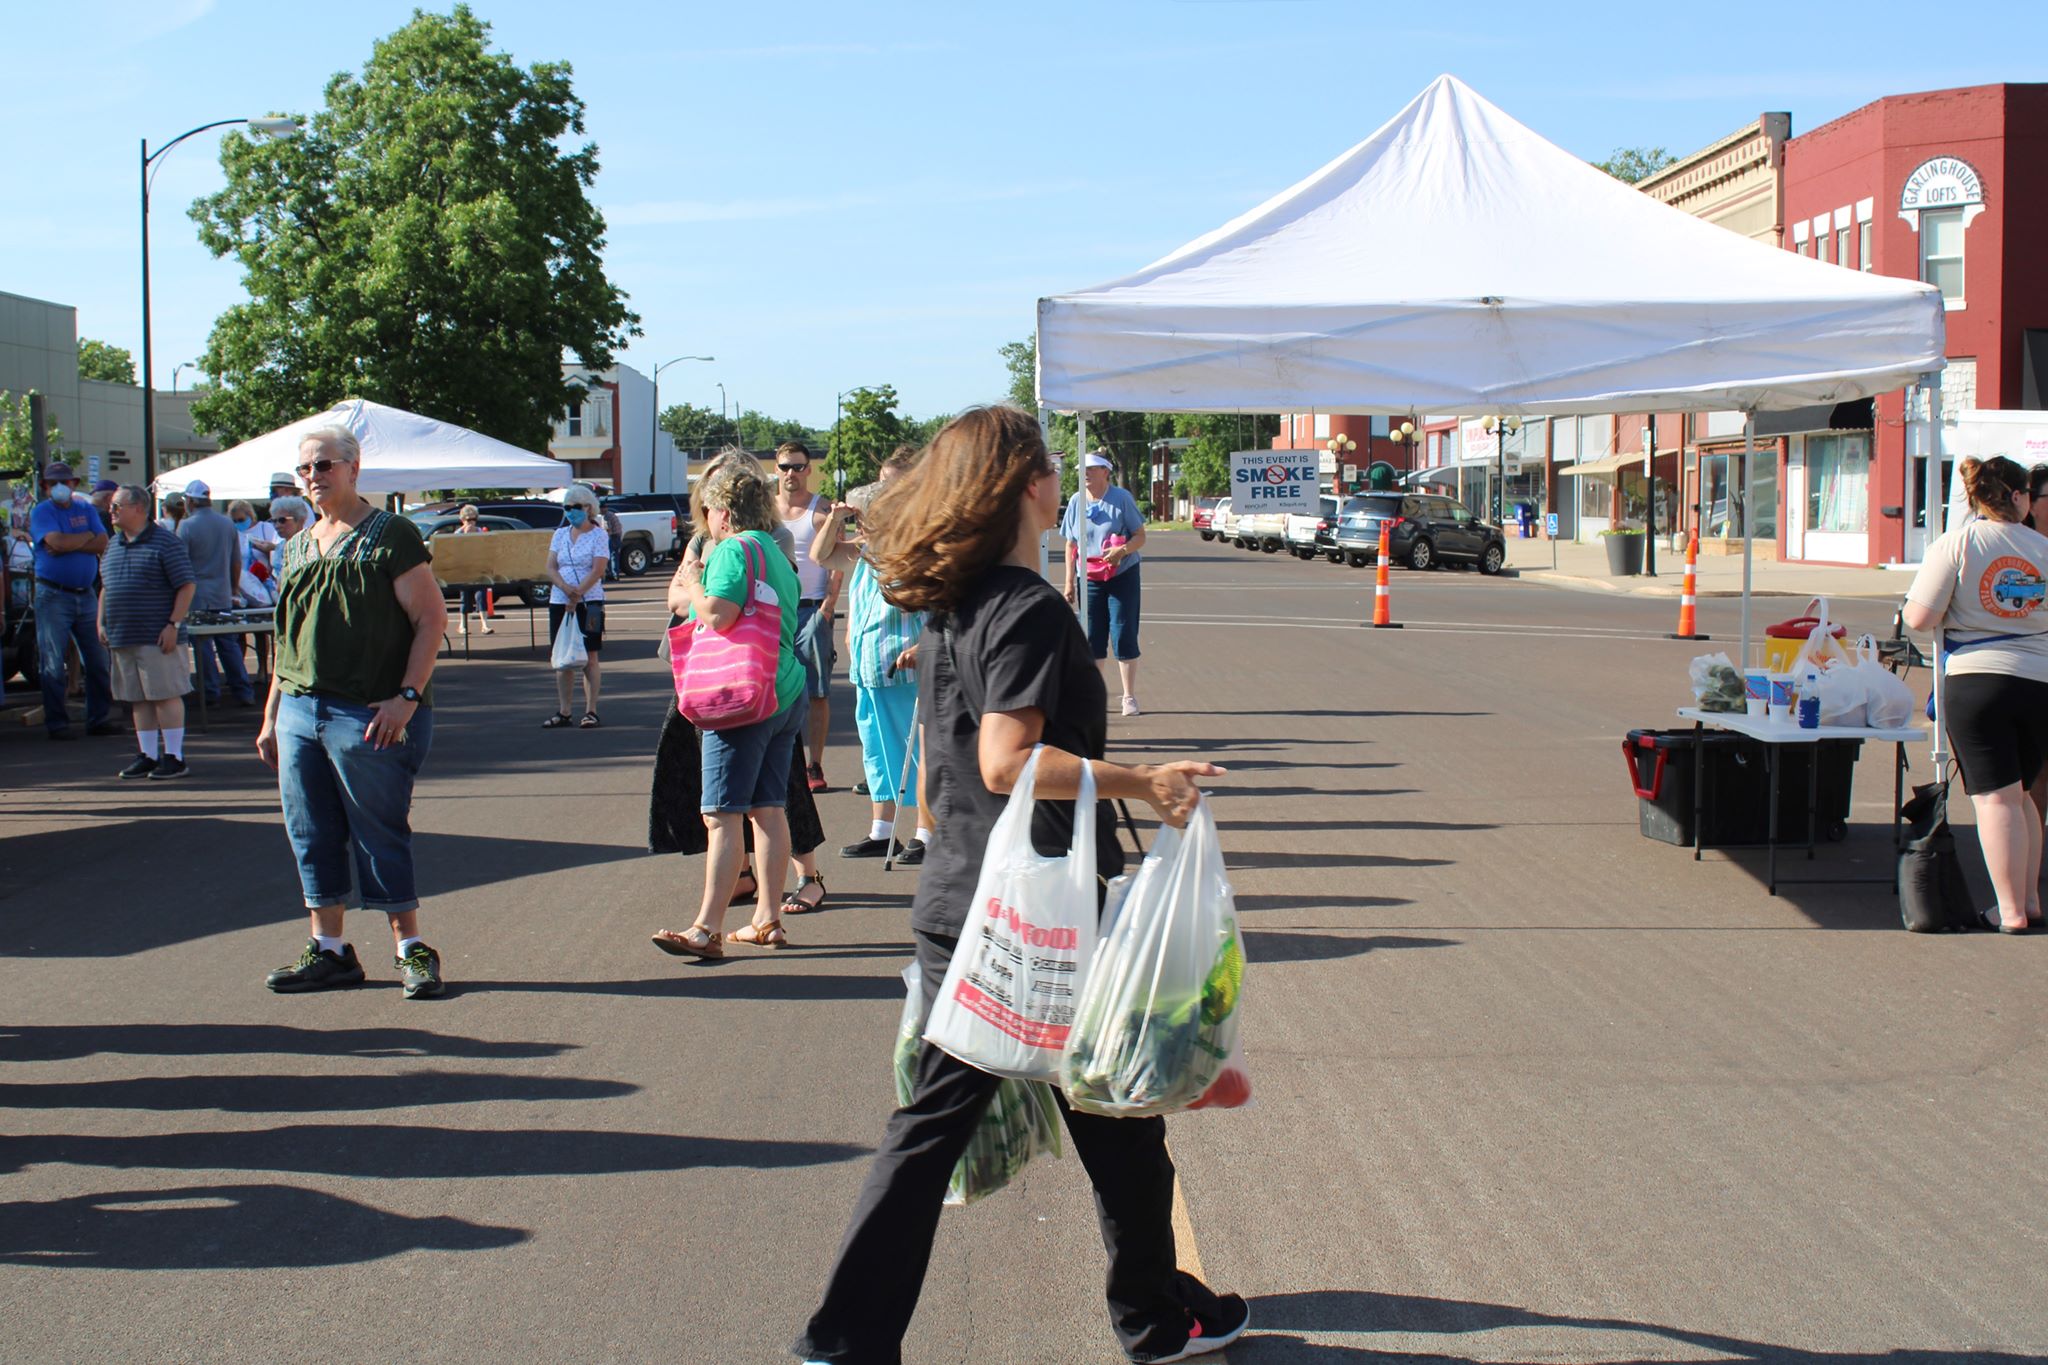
1898, 771, 1977, 933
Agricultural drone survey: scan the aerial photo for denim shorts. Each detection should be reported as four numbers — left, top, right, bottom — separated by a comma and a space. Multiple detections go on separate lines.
796, 603, 835, 700
276, 690, 433, 912
700, 696, 804, 813
1082, 565, 1142, 661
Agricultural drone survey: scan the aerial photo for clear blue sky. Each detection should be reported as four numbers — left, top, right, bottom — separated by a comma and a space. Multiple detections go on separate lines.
6, 1, 2043, 429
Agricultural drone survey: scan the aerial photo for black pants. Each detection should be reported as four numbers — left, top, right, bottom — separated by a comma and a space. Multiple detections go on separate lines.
794, 927, 1220, 1365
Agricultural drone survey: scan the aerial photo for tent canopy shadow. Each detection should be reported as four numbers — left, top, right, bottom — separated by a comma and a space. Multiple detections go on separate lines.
0, 1183, 526, 1271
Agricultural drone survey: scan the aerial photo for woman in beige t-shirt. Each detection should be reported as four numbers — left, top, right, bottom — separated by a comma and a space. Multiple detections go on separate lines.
1903, 456, 2048, 932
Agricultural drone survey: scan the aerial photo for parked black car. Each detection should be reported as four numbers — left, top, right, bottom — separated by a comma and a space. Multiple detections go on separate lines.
1332, 492, 1508, 574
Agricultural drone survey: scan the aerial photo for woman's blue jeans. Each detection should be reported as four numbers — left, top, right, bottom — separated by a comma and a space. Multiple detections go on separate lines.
276, 691, 433, 913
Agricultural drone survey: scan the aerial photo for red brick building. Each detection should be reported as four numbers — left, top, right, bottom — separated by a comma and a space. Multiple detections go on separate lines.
1776, 83, 2048, 565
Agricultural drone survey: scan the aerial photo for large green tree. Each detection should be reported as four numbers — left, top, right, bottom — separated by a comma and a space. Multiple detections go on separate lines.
658, 402, 729, 452
76, 338, 135, 385
826, 385, 904, 491
189, 5, 637, 449
1594, 146, 1676, 184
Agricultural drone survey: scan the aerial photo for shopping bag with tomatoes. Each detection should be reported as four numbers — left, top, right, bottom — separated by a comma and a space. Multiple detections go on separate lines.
1059, 799, 1251, 1117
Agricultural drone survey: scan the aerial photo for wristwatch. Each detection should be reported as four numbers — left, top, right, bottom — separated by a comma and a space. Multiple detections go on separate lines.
398, 686, 422, 703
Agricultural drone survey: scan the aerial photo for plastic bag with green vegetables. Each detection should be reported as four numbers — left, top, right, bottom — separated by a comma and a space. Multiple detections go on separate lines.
1060, 800, 1252, 1117
1688, 652, 1746, 714
894, 964, 1061, 1206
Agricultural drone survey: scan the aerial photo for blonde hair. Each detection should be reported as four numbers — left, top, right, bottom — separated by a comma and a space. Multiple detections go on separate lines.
562, 484, 602, 515
458, 503, 479, 521
698, 456, 778, 537
866, 406, 1054, 614
227, 499, 256, 522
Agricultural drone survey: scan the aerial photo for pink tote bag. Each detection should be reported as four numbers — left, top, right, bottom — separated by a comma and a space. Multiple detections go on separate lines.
668, 535, 785, 730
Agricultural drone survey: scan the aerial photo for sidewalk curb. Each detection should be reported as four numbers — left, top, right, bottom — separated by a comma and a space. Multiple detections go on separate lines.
1512, 569, 1901, 601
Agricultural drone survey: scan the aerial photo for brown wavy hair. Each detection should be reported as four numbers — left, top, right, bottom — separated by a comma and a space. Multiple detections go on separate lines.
698, 453, 779, 536
866, 406, 1054, 614
1960, 455, 2030, 523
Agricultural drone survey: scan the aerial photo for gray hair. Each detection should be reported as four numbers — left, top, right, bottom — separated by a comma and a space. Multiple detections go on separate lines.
300, 425, 361, 464
269, 495, 311, 523
113, 483, 150, 510
562, 484, 602, 513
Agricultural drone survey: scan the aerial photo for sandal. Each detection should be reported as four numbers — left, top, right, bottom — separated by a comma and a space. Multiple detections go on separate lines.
651, 926, 724, 958
579, 711, 601, 729
541, 711, 572, 729
728, 919, 790, 948
782, 874, 828, 915
728, 870, 759, 905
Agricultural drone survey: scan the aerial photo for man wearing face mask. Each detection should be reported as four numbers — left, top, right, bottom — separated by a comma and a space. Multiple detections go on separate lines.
29, 462, 116, 740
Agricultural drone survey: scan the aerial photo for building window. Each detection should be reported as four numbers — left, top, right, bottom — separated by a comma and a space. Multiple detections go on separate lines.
565, 409, 582, 437
1804, 433, 1871, 534
1816, 231, 1830, 264
1858, 220, 1872, 272
1836, 226, 1851, 268
1921, 208, 1965, 304
1371, 414, 1390, 438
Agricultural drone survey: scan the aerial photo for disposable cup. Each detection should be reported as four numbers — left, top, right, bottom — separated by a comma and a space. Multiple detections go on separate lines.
1745, 697, 1768, 717
1744, 669, 1770, 702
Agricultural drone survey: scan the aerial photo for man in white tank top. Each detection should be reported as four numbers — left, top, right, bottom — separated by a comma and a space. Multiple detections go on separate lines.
775, 441, 848, 791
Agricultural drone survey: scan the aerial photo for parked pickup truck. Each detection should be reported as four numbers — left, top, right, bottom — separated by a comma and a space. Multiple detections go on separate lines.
600, 494, 688, 576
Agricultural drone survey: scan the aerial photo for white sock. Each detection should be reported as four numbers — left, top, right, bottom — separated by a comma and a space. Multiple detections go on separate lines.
314, 934, 346, 955
915, 827, 934, 845
161, 728, 184, 759
137, 728, 160, 758
396, 936, 423, 957
870, 818, 892, 841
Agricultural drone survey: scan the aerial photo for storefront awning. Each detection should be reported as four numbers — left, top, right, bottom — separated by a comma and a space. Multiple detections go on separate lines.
1558, 453, 1628, 478
1751, 398, 1875, 438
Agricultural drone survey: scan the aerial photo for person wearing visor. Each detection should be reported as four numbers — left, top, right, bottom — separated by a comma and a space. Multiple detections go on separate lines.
29, 461, 116, 739
542, 484, 609, 728
1062, 451, 1149, 716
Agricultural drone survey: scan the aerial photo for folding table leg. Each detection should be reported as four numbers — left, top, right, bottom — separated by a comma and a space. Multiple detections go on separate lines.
1807, 744, 1820, 861
1765, 742, 1780, 895
1692, 721, 1704, 862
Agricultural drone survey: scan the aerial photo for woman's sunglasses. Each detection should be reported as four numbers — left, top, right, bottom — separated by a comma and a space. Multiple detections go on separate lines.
294, 457, 348, 477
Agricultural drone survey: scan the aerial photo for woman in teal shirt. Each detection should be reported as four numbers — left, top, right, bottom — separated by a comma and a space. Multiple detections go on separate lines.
656, 460, 805, 957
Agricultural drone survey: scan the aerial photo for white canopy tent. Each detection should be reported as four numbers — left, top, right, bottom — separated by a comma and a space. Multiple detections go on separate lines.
1037, 73, 1947, 679
152, 397, 574, 501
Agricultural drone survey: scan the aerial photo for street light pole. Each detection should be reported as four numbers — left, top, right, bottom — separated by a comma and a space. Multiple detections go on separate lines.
650, 354, 713, 492
1482, 415, 1521, 523
140, 115, 299, 488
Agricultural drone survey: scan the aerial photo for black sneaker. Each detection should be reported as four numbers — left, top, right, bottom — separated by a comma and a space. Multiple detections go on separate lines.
149, 755, 189, 781
853, 781, 871, 795
839, 836, 893, 859
894, 839, 925, 866
119, 755, 159, 780
397, 942, 445, 999
1145, 1297, 1251, 1362
265, 940, 365, 993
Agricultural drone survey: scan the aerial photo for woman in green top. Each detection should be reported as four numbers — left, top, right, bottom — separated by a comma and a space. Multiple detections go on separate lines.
653, 459, 806, 958
255, 425, 450, 1000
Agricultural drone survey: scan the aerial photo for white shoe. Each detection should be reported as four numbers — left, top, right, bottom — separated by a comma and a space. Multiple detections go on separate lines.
1121, 696, 1141, 717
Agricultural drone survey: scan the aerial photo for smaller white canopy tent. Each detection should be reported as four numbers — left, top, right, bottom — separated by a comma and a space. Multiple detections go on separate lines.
151, 398, 573, 501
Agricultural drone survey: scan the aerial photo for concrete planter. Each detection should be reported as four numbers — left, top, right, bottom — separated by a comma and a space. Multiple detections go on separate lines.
1603, 533, 1645, 576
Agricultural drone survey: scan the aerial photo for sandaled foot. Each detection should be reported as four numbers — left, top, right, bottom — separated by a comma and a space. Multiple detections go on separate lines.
651, 926, 723, 958
541, 711, 572, 729
728, 919, 789, 948
579, 711, 601, 729
728, 871, 759, 905
782, 874, 828, 915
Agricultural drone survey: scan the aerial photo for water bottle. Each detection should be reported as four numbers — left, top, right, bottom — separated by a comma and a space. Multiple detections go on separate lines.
1798, 668, 1821, 729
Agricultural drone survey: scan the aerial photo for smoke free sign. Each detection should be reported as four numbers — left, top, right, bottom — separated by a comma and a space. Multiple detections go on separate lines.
1228, 451, 1319, 516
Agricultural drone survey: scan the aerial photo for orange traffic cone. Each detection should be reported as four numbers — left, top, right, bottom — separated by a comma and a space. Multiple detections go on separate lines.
485, 588, 496, 617
1370, 521, 1402, 629
1668, 531, 1708, 640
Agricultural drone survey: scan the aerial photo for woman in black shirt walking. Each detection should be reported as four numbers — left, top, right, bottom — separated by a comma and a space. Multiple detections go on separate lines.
793, 407, 1246, 1365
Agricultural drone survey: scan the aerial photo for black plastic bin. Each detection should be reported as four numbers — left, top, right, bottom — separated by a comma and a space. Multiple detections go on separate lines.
1625, 728, 1862, 848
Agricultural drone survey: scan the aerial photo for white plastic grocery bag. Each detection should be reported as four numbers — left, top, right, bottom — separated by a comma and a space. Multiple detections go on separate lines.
896, 965, 1062, 1206
1060, 798, 1251, 1117
551, 614, 587, 671
924, 746, 1099, 1083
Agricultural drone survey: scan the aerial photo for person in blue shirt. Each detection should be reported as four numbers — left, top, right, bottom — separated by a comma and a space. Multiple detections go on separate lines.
1061, 452, 1149, 716
28, 461, 116, 739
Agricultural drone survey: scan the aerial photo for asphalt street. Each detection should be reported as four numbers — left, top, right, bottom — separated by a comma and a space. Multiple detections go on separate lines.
3, 532, 2044, 1364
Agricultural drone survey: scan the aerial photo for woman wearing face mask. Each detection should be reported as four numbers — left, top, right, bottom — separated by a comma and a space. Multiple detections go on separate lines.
543, 484, 609, 729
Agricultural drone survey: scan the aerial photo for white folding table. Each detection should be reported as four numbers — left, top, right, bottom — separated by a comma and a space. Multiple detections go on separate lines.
1675, 708, 1927, 896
